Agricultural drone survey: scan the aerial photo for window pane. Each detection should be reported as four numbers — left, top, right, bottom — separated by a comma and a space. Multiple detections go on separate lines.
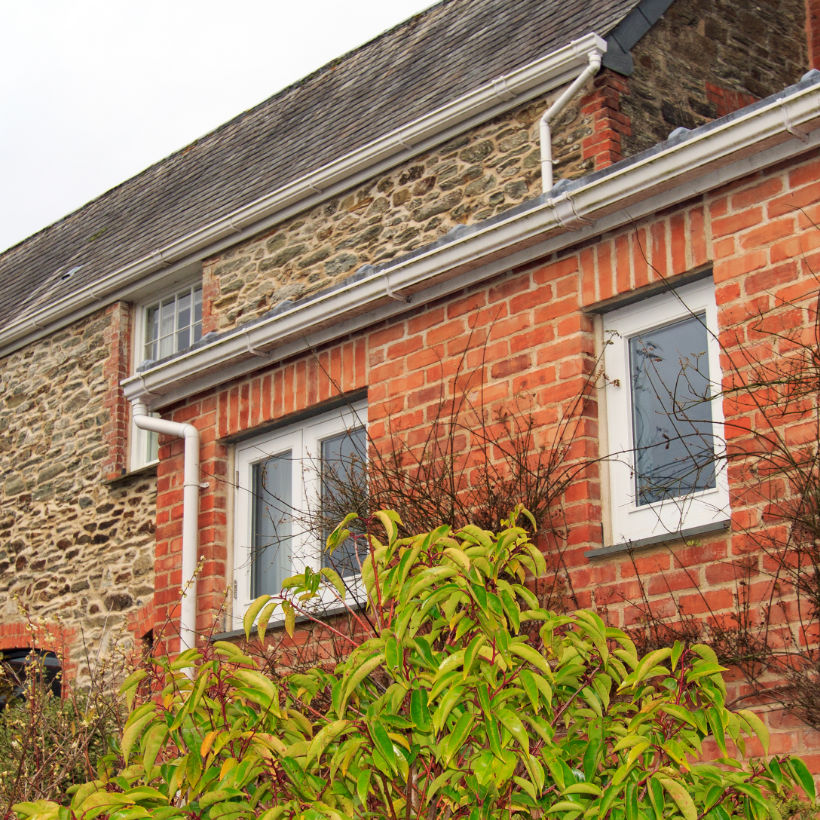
159, 299, 176, 338
144, 305, 159, 361
321, 426, 367, 577
252, 452, 292, 596
629, 313, 716, 505
146, 429, 158, 463
176, 292, 191, 351
193, 286, 202, 325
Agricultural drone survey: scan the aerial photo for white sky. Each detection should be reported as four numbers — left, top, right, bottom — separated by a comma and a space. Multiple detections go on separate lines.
0, 0, 437, 253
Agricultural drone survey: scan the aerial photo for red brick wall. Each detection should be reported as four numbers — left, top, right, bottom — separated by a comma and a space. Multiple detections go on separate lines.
152, 147, 820, 760
809, 0, 820, 68
579, 71, 631, 171
101, 301, 133, 479
0, 621, 76, 682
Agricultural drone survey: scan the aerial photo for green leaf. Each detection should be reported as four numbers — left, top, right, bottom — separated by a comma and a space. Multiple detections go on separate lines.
339, 652, 384, 713
243, 595, 272, 639
519, 668, 541, 715
369, 721, 396, 773
706, 706, 727, 756
320, 566, 347, 599
497, 708, 528, 754
443, 711, 474, 765
658, 775, 697, 820
564, 783, 602, 796
432, 685, 466, 733
255, 599, 279, 641
625, 781, 638, 820
508, 640, 551, 676
141, 723, 167, 775
282, 599, 296, 638
788, 757, 816, 802
648, 776, 665, 819
121, 704, 157, 765
119, 669, 148, 709
307, 719, 350, 764
374, 510, 401, 543
463, 634, 487, 678
582, 737, 600, 781
212, 641, 254, 666
12, 801, 62, 820
356, 769, 371, 806
737, 709, 770, 755
410, 687, 432, 733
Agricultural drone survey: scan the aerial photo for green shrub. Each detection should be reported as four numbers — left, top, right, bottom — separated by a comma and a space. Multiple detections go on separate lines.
15, 511, 817, 819
1, 660, 121, 815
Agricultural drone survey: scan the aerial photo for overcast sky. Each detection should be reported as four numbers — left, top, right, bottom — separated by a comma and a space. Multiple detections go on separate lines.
0, 0, 437, 253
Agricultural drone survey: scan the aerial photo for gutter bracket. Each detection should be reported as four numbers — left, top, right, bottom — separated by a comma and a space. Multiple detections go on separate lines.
549, 191, 593, 231
783, 104, 810, 142
384, 272, 410, 303
491, 77, 515, 102
245, 332, 273, 358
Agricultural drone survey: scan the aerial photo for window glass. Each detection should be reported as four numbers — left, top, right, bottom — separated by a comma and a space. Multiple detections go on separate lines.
629, 312, 716, 505
144, 306, 160, 361
176, 291, 192, 352
0, 649, 61, 706
321, 426, 367, 577
233, 403, 367, 621
252, 451, 293, 597
142, 284, 203, 364
133, 281, 203, 471
602, 278, 728, 545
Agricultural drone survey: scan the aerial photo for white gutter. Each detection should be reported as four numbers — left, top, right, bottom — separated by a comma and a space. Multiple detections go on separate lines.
0, 33, 606, 357
121, 78, 820, 410
540, 51, 603, 191
132, 401, 200, 653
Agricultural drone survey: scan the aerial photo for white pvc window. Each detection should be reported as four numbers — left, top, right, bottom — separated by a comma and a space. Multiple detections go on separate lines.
233, 402, 367, 622
143, 284, 203, 363
603, 279, 729, 545
130, 282, 203, 470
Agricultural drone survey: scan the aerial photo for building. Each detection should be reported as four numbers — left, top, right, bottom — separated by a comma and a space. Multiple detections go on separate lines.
1, 0, 820, 762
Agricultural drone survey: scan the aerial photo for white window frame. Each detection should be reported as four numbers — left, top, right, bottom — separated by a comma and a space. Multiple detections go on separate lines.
137, 282, 203, 366
232, 401, 367, 625
129, 281, 203, 471
602, 279, 729, 546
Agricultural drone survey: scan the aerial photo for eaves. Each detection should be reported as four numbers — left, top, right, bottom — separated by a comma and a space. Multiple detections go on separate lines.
122, 73, 820, 410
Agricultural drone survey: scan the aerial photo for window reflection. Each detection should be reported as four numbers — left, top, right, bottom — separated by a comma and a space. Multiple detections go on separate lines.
629, 312, 716, 505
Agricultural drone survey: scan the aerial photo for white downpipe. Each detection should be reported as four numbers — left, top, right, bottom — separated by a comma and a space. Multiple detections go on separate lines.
132, 401, 200, 652
540, 51, 603, 191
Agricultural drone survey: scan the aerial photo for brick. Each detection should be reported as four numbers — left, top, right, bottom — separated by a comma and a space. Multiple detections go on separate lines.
739, 215, 796, 250
730, 175, 783, 211
767, 184, 820, 218
425, 318, 466, 346
789, 155, 820, 189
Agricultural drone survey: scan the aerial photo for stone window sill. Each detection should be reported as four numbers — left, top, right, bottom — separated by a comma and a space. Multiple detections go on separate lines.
585, 519, 730, 560
103, 461, 158, 486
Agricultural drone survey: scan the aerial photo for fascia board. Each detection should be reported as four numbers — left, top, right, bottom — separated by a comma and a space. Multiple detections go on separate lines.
122, 80, 820, 410
0, 33, 607, 358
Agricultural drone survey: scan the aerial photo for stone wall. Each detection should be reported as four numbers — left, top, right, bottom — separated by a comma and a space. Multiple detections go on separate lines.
0, 310, 156, 684
203, 89, 597, 334
202, 0, 810, 339
621, 0, 808, 156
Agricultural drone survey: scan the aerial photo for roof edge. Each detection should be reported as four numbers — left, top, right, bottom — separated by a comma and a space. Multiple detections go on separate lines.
122, 74, 820, 409
0, 32, 607, 358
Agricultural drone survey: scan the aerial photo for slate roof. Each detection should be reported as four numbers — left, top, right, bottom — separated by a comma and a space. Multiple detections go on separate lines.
0, 0, 645, 333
